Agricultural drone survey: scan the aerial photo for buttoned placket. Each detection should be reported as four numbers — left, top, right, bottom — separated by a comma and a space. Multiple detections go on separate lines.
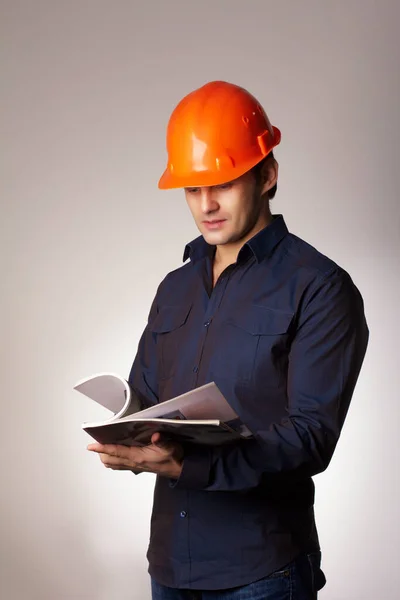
176, 262, 241, 578
191, 261, 236, 389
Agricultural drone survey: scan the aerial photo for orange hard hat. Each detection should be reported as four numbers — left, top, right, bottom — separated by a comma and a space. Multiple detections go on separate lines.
158, 80, 281, 190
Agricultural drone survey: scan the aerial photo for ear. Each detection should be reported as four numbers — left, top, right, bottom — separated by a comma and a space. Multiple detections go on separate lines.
260, 157, 279, 196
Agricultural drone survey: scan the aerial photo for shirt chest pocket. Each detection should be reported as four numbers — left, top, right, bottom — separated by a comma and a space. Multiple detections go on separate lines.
150, 304, 192, 380
215, 305, 294, 387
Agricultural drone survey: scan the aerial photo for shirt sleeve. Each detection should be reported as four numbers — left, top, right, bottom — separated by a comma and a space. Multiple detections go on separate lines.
172, 268, 369, 492
127, 293, 162, 475
128, 293, 160, 411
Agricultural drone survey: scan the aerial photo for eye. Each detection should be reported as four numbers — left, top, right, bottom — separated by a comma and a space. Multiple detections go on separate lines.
185, 187, 200, 194
215, 182, 232, 191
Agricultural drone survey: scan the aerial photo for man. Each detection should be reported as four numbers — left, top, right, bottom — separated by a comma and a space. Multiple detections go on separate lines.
88, 81, 369, 599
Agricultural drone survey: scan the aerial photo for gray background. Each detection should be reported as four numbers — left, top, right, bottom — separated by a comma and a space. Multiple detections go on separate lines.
1, 1, 399, 599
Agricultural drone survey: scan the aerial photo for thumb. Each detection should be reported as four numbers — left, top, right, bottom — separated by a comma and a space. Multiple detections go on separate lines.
151, 432, 162, 445
150, 432, 183, 462
151, 432, 173, 449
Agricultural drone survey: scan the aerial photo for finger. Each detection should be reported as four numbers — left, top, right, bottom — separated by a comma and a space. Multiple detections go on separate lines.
88, 443, 118, 454
87, 443, 105, 452
99, 454, 134, 468
104, 464, 133, 470
150, 433, 176, 455
151, 432, 161, 444
88, 443, 132, 459
151, 432, 174, 448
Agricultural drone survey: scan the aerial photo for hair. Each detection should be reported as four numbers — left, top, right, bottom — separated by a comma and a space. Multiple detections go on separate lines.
250, 151, 277, 200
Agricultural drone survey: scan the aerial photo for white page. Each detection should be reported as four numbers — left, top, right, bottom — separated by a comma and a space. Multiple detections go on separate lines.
74, 372, 131, 418
118, 381, 238, 423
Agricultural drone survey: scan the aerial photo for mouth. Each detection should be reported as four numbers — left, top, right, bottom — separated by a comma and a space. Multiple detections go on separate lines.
202, 219, 227, 230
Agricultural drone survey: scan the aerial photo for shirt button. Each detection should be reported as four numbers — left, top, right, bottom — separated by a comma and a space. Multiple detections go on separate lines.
204, 321, 210, 327
193, 366, 199, 373
180, 511, 187, 518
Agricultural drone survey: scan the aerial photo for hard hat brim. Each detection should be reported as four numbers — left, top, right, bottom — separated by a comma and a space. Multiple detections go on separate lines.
158, 126, 281, 190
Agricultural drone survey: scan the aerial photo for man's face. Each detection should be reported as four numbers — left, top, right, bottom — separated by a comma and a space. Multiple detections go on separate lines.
184, 166, 275, 248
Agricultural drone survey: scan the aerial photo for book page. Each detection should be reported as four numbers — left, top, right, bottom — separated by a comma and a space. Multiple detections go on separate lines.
74, 372, 138, 419
120, 382, 238, 423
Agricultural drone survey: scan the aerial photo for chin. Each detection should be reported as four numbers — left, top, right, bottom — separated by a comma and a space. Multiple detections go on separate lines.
201, 230, 231, 245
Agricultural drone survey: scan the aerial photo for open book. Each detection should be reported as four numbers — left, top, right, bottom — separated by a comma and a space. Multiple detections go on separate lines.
74, 373, 252, 447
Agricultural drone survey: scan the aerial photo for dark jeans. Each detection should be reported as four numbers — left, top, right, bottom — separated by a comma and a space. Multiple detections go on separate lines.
151, 552, 326, 600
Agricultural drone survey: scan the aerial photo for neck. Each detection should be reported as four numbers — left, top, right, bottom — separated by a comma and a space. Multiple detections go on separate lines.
214, 213, 273, 267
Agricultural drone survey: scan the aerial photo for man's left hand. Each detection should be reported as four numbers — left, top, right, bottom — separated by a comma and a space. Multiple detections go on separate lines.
87, 432, 184, 479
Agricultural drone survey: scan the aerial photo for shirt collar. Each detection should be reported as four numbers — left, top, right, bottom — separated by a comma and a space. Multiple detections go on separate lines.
183, 214, 289, 264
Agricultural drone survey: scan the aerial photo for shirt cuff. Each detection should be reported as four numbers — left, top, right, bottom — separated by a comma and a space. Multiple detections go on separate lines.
170, 446, 212, 490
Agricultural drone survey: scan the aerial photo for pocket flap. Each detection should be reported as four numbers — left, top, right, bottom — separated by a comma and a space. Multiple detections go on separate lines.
226, 305, 293, 336
150, 304, 192, 334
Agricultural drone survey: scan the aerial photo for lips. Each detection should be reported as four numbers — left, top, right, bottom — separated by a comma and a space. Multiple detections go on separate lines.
203, 219, 226, 230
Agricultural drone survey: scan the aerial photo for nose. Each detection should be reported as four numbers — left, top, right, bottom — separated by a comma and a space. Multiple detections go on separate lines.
200, 188, 219, 214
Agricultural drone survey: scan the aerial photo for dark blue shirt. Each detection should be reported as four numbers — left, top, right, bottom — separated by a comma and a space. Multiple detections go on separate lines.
128, 215, 369, 590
